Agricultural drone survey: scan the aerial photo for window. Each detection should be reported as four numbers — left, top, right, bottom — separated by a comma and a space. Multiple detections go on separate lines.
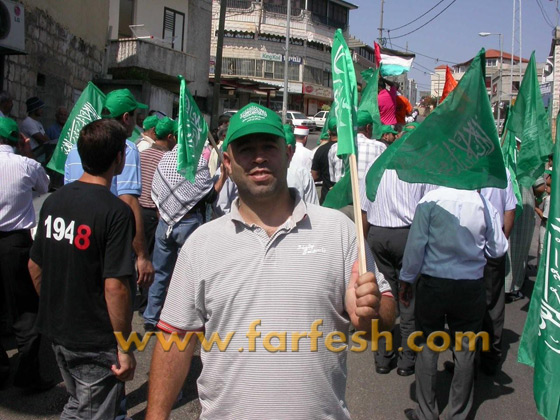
486, 59, 497, 67
119, 0, 135, 38
322, 70, 331, 88
304, 66, 323, 85
309, 0, 327, 15
163, 7, 185, 52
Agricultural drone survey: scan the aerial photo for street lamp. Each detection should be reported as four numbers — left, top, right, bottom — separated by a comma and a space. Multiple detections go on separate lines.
479, 32, 503, 133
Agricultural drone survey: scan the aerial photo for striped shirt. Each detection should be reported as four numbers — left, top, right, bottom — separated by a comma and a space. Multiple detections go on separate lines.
360, 162, 427, 228
158, 190, 392, 420
64, 140, 142, 197
0, 145, 50, 231
328, 142, 345, 183
139, 146, 166, 209
151, 146, 214, 226
356, 133, 386, 180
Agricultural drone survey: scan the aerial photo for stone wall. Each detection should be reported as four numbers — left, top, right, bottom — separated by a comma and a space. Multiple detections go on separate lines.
2, 5, 104, 128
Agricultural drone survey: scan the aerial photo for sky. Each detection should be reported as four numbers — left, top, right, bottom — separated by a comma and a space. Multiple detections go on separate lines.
348, 0, 559, 94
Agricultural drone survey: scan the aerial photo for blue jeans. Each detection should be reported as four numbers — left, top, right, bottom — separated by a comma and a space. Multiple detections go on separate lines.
52, 344, 126, 420
143, 215, 203, 326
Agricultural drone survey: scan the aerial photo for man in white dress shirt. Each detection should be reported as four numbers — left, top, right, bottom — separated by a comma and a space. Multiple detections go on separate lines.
399, 187, 508, 420
290, 125, 313, 172
0, 117, 52, 391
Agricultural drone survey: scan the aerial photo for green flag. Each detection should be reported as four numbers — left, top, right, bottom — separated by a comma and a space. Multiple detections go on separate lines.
365, 48, 506, 202
358, 67, 382, 139
518, 112, 560, 420
331, 28, 357, 157
322, 29, 358, 209
176, 75, 209, 183
506, 52, 553, 188
46, 82, 106, 174
500, 121, 523, 218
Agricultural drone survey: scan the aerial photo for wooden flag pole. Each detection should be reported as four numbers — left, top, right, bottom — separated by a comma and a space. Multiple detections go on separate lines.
348, 153, 367, 275
207, 130, 223, 165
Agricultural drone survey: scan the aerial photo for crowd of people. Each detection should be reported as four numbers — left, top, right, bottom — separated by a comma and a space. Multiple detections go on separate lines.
0, 80, 550, 420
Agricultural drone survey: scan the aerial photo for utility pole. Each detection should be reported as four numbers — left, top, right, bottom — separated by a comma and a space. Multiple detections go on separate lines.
211, 0, 227, 130
282, 0, 291, 123
378, 0, 385, 43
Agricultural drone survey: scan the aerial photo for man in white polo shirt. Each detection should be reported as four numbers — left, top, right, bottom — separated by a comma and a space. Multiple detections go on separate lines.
146, 103, 396, 420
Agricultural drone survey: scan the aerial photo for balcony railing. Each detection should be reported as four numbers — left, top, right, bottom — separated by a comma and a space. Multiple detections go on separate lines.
310, 13, 347, 30
226, 0, 252, 9
263, 3, 302, 16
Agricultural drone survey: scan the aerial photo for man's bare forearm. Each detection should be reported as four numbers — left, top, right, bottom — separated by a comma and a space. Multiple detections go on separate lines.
28, 258, 42, 295
105, 277, 132, 338
146, 333, 197, 420
119, 194, 148, 259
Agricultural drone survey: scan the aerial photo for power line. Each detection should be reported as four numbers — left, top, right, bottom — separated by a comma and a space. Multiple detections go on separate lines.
389, 42, 458, 65
535, 0, 555, 28
388, 0, 458, 40
388, 0, 447, 32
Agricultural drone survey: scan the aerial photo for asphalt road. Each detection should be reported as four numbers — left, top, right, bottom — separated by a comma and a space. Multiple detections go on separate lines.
0, 159, 543, 420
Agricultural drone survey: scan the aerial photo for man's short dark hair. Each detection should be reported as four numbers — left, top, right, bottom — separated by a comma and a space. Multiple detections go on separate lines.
78, 119, 127, 175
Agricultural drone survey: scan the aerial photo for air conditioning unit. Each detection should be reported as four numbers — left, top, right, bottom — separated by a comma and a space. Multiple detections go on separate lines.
0, 0, 25, 54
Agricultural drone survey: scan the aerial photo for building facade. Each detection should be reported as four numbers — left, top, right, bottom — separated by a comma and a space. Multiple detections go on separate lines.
210, 0, 357, 116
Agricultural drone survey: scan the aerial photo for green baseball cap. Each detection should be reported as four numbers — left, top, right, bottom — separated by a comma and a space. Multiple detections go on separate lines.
356, 110, 373, 127
222, 103, 285, 151
283, 124, 296, 147
327, 117, 337, 131
143, 115, 159, 130
379, 125, 398, 135
104, 89, 148, 118
0, 117, 19, 143
155, 117, 177, 139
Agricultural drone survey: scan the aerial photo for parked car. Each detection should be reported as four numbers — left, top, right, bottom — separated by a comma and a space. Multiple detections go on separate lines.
278, 110, 317, 131
308, 110, 329, 128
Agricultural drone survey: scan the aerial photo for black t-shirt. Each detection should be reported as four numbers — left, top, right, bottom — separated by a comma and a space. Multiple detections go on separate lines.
311, 141, 336, 204
31, 181, 135, 350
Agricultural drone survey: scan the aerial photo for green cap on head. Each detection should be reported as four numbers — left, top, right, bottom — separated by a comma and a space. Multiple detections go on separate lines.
104, 89, 148, 118
155, 117, 177, 139
283, 124, 296, 147
379, 124, 398, 135
327, 117, 337, 132
0, 117, 19, 143
143, 115, 159, 130
356, 110, 373, 127
222, 103, 285, 151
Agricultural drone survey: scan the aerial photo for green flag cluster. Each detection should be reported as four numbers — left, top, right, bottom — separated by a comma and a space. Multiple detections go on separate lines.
176, 75, 209, 183
500, 120, 523, 218
365, 48, 506, 202
518, 112, 560, 420
322, 29, 358, 209
47, 82, 106, 174
506, 52, 552, 188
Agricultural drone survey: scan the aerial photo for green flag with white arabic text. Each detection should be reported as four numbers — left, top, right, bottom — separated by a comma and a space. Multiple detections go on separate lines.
47, 82, 106, 174
365, 48, 506, 202
358, 67, 382, 139
177, 75, 209, 182
506, 52, 552, 188
518, 112, 560, 420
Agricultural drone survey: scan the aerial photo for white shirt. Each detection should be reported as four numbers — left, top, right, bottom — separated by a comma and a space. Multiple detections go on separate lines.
287, 165, 319, 205
480, 168, 517, 227
20, 116, 47, 150
360, 163, 427, 228
327, 142, 345, 183
356, 133, 386, 180
400, 187, 508, 283
136, 134, 155, 153
291, 142, 313, 172
0, 145, 50, 231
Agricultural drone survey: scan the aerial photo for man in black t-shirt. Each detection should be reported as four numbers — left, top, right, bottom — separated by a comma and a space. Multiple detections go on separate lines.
311, 119, 338, 204
29, 119, 136, 419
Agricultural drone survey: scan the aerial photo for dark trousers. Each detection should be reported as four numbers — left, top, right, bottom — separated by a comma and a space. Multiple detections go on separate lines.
0, 230, 42, 386
367, 225, 415, 370
481, 254, 506, 365
414, 275, 486, 420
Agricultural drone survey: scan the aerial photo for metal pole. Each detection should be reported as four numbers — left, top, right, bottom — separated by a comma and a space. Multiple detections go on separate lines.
378, 0, 385, 42
498, 33, 503, 134
211, 0, 227, 130
282, 0, 291, 123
